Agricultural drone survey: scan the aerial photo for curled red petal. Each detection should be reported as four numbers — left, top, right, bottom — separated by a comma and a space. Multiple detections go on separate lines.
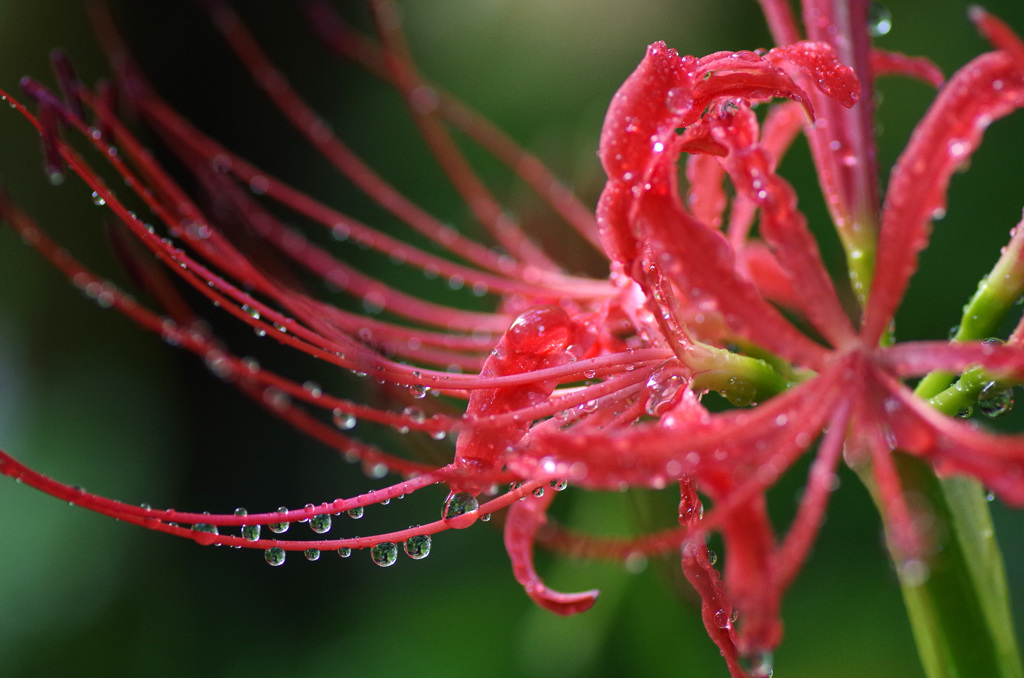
631, 162, 831, 368
865, 49, 1024, 343
878, 340, 1024, 380
515, 370, 842, 493
972, 6, 1024, 70
504, 491, 599, 615
766, 41, 860, 108
739, 242, 801, 309
708, 104, 856, 347
597, 40, 857, 267
719, 495, 782, 660
679, 479, 747, 678
872, 49, 945, 87
876, 371, 1024, 505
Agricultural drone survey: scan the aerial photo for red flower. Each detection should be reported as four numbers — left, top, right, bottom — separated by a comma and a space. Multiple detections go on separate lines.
3, 2, 1024, 676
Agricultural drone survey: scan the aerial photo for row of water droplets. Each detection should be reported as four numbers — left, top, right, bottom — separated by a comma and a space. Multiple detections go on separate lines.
189, 477, 567, 568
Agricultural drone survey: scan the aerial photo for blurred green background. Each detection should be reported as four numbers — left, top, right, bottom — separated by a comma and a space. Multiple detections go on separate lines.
2, 1, 1024, 676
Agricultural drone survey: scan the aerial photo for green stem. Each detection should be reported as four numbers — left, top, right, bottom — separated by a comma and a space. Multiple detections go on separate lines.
865, 318, 1024, 676
870, 456, 1023, 678
889, 360, 1022, 678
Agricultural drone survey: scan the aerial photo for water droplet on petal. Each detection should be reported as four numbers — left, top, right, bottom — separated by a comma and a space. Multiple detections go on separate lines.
666, 86, 692, 116
371, 542, 398, 567
347, 506, 364, 520
645, 372, 685, 416
337, 547, 352, 558
304, 548, 321, 561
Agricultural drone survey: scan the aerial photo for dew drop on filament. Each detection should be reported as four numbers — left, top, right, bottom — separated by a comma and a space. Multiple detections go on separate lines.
332, 408, 357, 431
404, 534, 431, 560
264, 547, 286, 566
442, 491, 480, 529
371, 542, 398, 567
309, 513, 332, 534
268, 507, 290, 534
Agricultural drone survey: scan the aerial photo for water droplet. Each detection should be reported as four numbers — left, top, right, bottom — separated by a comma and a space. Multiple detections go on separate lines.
403, 406, 426, 425
409, 384, 430, 399
309, 513, 332, 534
332, 408, 357, 430
442, 491, 479, 529
404, 534, 431, 560
242, 524, 261, 542
304, 548, 321, 561
90, 191, 106, 206
868, 2, 892, 37
957, 405, 974, 418
371, 542, 398, 567
714, 608, 733, 628
706, 549, 718, 566
740, 650, 774, 678
268, 507, 290, 534
249, 175, 269, 194
242, 304, 260, 321
899, 558, 930, 587
645, 372, 685, 416
978, 383, 1014, 418
532, 487, 545, 498
191, 523, 219, 545
666, 87, 692, 115
722, 376, 756, 407
679, 497, 704, 525
347, 506, 364, 520
550, 479, 568, 491
337, 547, 352, 558
264, 547, 286, 566
480, 513, 492, 522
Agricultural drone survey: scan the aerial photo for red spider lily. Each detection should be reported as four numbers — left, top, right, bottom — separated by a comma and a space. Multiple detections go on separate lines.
3, 1, 1024, 676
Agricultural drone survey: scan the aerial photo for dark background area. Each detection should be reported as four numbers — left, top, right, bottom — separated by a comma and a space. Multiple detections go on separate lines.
1, 1, 1024, 676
